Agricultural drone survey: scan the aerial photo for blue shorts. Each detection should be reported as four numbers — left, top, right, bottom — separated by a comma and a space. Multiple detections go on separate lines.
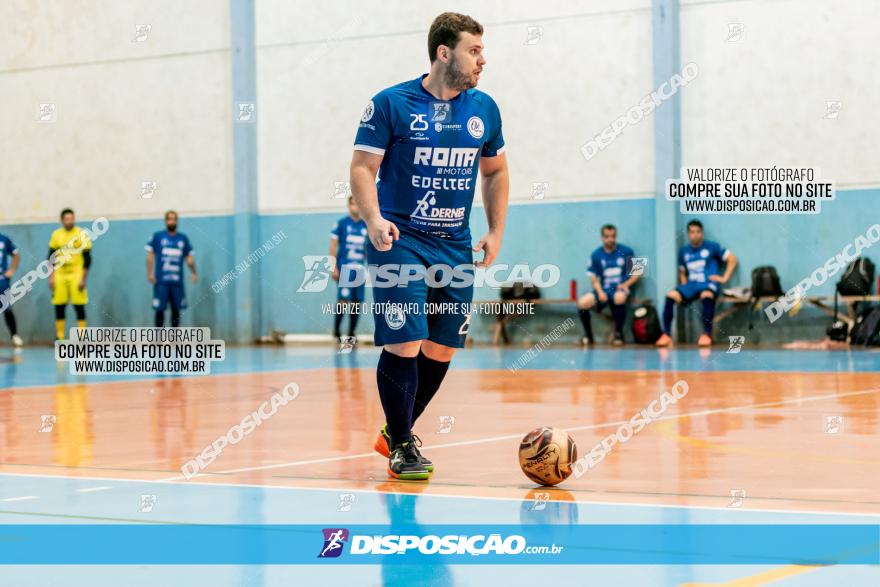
366, 228, 473, 349
337, 265, 365, 302
676, 280, 718, 303
152, 283, 187, 312
0, 278, 9, 295
592, 286, 623, 312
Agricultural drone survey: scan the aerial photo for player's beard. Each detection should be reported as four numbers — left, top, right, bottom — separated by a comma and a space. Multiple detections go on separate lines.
444, 53, 476, 91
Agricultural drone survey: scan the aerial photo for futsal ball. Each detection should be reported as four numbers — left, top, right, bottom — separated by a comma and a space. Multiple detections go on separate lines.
518, 427, 577, 486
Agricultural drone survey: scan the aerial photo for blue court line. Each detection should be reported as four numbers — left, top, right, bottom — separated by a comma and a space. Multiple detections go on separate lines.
2, 346, 879, 389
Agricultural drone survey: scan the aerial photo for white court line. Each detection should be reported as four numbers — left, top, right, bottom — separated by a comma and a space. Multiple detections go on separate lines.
75, 486, 113, 493
182, 386, 880, 478
0, 495, 39, 502
0, 470, 878, 519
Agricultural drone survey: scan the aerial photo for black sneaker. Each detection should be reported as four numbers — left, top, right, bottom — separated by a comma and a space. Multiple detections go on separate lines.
411, 434, 434, 473
612, 332, 624, 346
387, 441, 430, 480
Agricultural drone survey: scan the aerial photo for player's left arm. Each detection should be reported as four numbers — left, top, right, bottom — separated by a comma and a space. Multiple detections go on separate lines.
619, 249, 640, 291
474, 152, 509, 267
4, 241, 19, 278
185, 238, 197, 283
710, 246, 737, 284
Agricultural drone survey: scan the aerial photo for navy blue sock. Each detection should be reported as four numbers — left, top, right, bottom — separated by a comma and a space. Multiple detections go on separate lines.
376, 349, 418, 447
578, 309, 593, 339
347, 311, 360, 337
663, 297, 676, 334
701, 297, 716, 335
611, 303, 626, 335
412, 351, 450, 423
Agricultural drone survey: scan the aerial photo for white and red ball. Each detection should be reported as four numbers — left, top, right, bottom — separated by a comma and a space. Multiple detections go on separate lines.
518, 426, 577, 486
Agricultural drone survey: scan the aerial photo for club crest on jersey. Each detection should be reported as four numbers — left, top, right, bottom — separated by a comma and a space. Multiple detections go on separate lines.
361, 101, 374, 123
467, 116, 484, 139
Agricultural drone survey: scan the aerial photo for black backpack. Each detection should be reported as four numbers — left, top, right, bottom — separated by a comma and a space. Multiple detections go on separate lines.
850, 306, 880, 346
750, 266, 783, 298
837, 257, 875, 296
631, 303, 661, 344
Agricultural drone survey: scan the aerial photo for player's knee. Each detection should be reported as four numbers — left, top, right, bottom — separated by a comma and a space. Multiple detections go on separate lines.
612, 291, 628, 305
421, 340, 457, 362
578, 293, 596, 310
667, 291, 682, 304
700, 290, 716, 300
383, 341, 422, 358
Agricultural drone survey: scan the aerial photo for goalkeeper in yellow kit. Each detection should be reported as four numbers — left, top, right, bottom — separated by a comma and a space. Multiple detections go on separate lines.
48, 209, 92, 340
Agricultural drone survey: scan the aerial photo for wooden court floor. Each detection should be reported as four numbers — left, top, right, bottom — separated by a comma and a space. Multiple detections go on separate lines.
1, 347, 878, 515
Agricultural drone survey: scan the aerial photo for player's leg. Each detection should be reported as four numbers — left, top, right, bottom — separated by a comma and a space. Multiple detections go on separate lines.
70, 268, 88, 329
656, 288, 685, 347
0, 279, 21, 346
346, 285, 364, 337
52, 273, 71, 340
170, 284, 186, 328
367, 236, 430, 480
610, 288, 629, 345
576, 292, 598, 344
697, 285, 718, 346
152, 284, 168, 327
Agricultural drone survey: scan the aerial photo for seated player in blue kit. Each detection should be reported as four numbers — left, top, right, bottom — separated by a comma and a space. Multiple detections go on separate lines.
656, 220, 737, 347
577, 224, 640, 346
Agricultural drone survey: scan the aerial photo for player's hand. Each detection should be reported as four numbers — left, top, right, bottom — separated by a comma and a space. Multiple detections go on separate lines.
709, 275, 726, 284
78, 279, 87, 291
367, 217, 399, 251
597, 290, 609, 303
3, 269, 12, 279
148, 275, 156, 284
617, 284, 629, 295
332, 268, 340, 282
190, 273, 198, 284
48, 274, 55, 290
473, 231, 502, 268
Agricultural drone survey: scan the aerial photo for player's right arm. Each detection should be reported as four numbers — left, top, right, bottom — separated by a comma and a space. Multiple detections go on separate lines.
145, 234, 156, 284
47, 231, 58, 289
351, 93, 397, 251
329, 222, 340, 281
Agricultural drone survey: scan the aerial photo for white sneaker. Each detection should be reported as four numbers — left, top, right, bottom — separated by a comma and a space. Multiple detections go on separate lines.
12, 335, 23, 347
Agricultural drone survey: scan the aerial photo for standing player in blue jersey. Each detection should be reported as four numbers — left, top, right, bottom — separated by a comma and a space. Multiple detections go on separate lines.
656, 219, 737, 347
146, 211, 197, 327
329, 196, 368, 342
577, 224, 639, 346
350, 12, 509, 480
0, 232, 23, 347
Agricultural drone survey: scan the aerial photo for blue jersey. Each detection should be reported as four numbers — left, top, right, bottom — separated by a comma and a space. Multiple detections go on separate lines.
587, 245, 635, 290
353, 74, 505, 241
0, 233, 18, 275
678, 240, 728, 283
146, 231, 193, 285
330, 216, 367, 268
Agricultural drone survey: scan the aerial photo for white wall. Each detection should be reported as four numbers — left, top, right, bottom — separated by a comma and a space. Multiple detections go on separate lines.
256, 1, 656, 214
0, 0, 234, 223
680, 0, 880, 188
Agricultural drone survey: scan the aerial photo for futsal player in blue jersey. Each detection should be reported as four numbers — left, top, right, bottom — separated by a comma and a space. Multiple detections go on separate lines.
577, 224, 639, 346
350, 13, 509, 480
330, 196, 368, 342
0, 232, 23, 346
146, 211, 197, 327
656, 219, 737, 347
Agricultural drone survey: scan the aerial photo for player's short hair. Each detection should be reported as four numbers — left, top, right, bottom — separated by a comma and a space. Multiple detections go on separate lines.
601, 224, 617, 234
428, 12, 484, 63
60, 208, 74, 218
687, 219, 703, 231
165, 210, 178, 219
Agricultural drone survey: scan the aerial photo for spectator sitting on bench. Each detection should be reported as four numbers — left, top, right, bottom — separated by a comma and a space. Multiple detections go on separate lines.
656, 219, 737, 348
577, 224, 640, 346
